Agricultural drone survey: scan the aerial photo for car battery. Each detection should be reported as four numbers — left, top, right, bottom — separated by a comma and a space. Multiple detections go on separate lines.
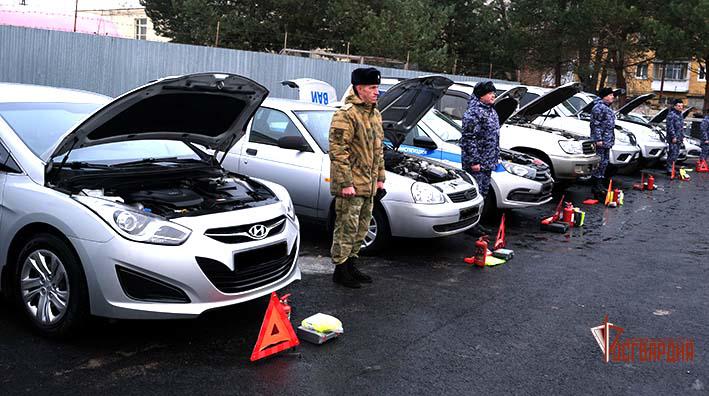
492, 248, 514, 260
541, 221, 569, 233
297, 326, 340, 345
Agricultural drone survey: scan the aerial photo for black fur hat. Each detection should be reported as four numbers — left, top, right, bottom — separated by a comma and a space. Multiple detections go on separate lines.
351, 67, 381, 86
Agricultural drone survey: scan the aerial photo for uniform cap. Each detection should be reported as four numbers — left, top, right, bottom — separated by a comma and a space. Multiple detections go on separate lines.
473, 81, 496, 98
598, 87, 614, 98
351, 67, 381, 86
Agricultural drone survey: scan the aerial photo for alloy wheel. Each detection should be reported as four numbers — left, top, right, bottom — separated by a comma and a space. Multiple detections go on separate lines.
20, 249, 70, 326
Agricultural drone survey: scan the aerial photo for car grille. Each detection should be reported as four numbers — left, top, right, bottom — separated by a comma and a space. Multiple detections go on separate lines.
582, 141, 595, 154
204, 215, 286, 244
534, 170, 552, 182
447, 188, 478, 203
196, 240, 297, 294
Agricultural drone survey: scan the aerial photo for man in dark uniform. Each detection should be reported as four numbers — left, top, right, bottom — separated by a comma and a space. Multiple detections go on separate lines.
328, 67, 385, 288
460, 81, 500, 235
700, 113, 709, 164
665, 99, 685, 174
589, 87, 616, 197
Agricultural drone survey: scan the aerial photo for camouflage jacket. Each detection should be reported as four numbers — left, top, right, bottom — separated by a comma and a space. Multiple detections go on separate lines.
460, 96, 500, 172
328, 88, 386, 197
701, 116, 709, 142
665, 108, 684, 143
589, 99, 615, 148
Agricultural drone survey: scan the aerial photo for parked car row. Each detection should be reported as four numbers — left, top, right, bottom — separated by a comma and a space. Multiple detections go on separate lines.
0, 72, 699, 337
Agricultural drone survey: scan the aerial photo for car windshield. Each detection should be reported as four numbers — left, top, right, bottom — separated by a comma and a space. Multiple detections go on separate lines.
294, 109, 335, 153
420, 109, 462, 143
60, 140, 201, 165
0, 102, 102, 159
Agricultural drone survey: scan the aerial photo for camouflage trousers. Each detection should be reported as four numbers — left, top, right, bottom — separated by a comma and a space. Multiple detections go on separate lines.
471, 170, 492, 197
593, 148, 610, 180
700, 143, 709, 161
330, 195, 374, 265
666, 143, 680, 172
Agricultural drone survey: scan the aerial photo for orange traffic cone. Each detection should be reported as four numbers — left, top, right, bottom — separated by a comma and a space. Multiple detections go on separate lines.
604, 179, 613, 206
671, 161, 676, 180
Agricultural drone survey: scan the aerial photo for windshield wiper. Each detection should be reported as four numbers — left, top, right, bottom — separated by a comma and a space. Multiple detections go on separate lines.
112, 157, 206, 167
66, 161, 110, 169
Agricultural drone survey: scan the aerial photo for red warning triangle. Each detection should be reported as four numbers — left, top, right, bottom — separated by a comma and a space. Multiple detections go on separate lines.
493, 213, 506, 251
250, 292, 299, 362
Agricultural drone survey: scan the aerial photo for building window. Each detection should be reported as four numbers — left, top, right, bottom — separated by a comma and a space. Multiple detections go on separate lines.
135, 18, 148, 40
635, 64, 648, 79
699, 65, 706, 82
653, 63, 688, 81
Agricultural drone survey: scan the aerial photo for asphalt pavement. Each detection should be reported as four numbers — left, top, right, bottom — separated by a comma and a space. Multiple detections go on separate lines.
1, 169, 707, 395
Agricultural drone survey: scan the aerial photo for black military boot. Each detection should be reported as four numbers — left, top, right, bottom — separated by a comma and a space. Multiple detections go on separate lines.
333, 260, 361, 288
347, 258, 372, 283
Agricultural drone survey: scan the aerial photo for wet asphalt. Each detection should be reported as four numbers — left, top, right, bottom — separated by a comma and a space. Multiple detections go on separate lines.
0, 167, 707, 395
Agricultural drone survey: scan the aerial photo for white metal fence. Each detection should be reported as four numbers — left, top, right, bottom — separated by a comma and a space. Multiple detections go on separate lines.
0, 25, 514, 99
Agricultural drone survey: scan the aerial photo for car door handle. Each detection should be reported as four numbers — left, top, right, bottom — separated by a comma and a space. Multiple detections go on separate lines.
246, 148, 258, 156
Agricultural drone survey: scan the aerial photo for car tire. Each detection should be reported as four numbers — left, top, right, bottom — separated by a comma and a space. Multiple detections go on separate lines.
12, 233, 90, 338
359, 204, 390, 256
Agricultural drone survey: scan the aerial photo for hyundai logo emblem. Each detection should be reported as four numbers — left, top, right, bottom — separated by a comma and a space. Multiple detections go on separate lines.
248, 224, 268, 239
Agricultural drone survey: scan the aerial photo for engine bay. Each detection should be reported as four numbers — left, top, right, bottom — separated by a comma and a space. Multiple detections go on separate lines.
76, 175, 278, 219
384, 150, 462, 184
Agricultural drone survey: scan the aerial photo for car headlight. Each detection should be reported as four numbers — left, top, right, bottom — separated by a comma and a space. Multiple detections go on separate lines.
558, 140, 584, 154
649, 133, 662, 142
616, 133, 630, 144
411, 182, 445, 204
282, 197, 296, 221
503, 162, 536, 179
74, 196, 191, 245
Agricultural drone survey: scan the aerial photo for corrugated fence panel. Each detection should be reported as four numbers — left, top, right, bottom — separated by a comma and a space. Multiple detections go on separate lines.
0, 25, 515, 98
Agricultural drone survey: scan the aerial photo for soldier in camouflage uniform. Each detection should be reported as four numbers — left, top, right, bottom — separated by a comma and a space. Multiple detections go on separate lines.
328, 67, 385, 289
665, 99, 685, 174
590, 87, 616, 197
700, 114, 709, 163
460, 81, 500, 235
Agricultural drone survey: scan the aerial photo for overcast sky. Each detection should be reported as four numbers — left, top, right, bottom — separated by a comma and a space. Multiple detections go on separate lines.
0, 0, 142, 11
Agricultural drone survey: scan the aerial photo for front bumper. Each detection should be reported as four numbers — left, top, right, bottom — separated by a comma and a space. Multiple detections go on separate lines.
383, 193, 484, 238
70, 205, 301, 320
609, 144, 641, 166
492, 171, 553, 208
638, 141, 667, 159
549, 154, 600, 180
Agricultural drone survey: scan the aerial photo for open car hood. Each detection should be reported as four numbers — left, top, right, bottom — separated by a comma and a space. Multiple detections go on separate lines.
495, 86, 527, 103
511, 82, 581, 122
494, 97, 519, 124
616, 93, 654, 115
649, 108, 669, 124
47, 73, 268, 160
377, 76, 453, 149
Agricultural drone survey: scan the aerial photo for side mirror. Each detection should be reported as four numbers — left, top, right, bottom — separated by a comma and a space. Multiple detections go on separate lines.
413, 136, 438, 150
278, 136, 313, 152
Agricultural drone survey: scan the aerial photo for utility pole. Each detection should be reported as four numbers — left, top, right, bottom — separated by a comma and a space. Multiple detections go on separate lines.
73, 0, 79, 32
489, 63, 493, 79
283, 31, 288, 52
214, 19, 221, 47
405, 51, 410, 70
346, 42, 350, 55
452, 58, 457, 75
